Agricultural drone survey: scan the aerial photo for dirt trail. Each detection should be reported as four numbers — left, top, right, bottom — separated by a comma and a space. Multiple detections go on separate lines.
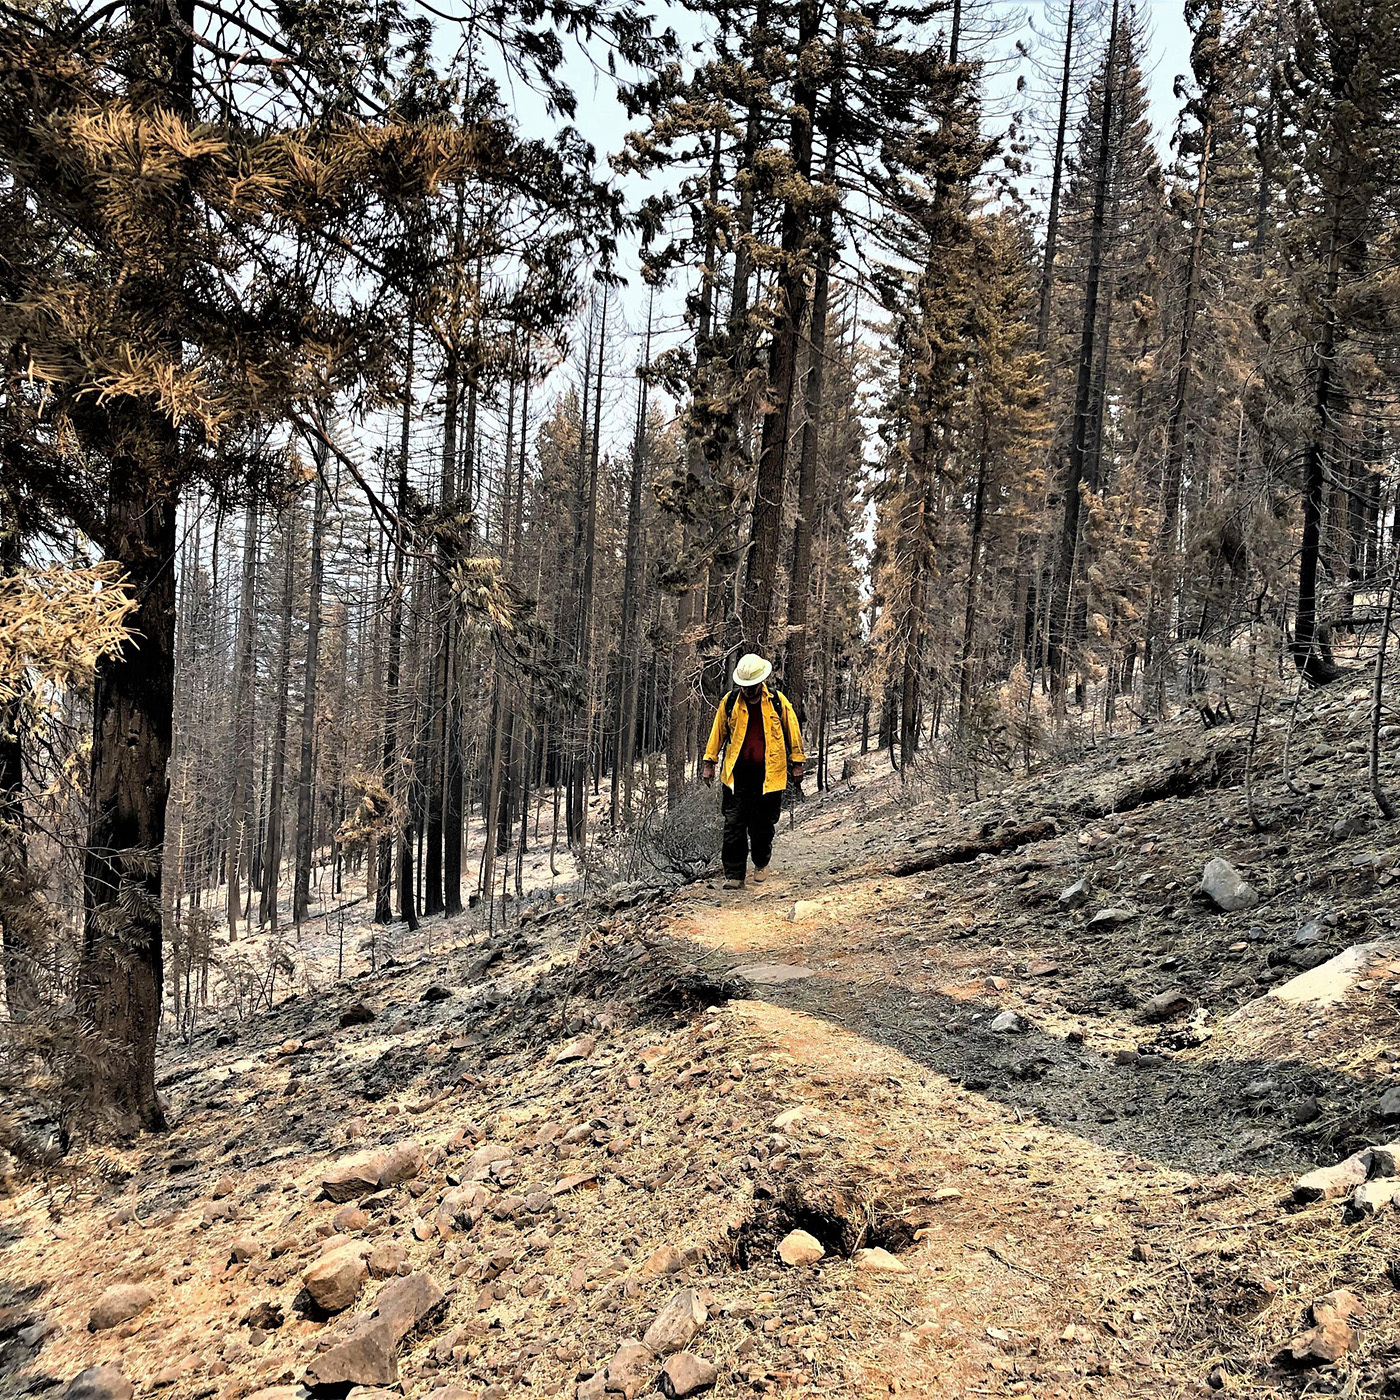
653, 815, 1205, 1397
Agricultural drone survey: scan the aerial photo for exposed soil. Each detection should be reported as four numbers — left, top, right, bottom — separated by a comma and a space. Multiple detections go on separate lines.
5, 686, 1400, 1400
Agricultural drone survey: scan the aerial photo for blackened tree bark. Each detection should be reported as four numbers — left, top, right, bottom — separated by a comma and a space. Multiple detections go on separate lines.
1295, 206, 1344, 683
742, 0, 819, 651
612, 296, 652, 828
0, 516, 38, 1017
293, 458, 326, 925
783, 48, 841, 716
376, 323, 414, 924
1036, 0, 1076, 353
77, 449, 177, 1133
1047, 0, 1119, 688
258, 504, 297, 930
570, 290, 607, 849
225, 501, 257, 938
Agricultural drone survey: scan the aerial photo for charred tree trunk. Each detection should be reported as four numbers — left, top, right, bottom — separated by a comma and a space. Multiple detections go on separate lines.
0, 518, 39, 1017
293, 461, 325, 928
783, 55, 841, 718
612, 299, 653, 828
742, 0, 818, 651
376, 324, 415, 924
1047, 0, 1119, 689
225, 502, 257, 939
259, 505, 298, 931
1036, 0, 1076, 354
77, 451, 177, 1133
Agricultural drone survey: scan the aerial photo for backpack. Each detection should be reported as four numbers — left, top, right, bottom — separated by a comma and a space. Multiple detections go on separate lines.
721, 687, 797, 773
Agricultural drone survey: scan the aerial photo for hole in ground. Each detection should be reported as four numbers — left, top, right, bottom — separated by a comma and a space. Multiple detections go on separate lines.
728, 1181, 926, 1268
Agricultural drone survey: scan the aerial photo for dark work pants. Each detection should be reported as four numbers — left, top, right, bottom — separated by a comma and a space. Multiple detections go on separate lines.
721, 763, 784, 880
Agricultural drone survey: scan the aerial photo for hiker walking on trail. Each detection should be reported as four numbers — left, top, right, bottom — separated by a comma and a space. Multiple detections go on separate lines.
702, 653, 805, 890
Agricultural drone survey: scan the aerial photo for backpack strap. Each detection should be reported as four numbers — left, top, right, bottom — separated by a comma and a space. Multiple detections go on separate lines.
720, 687, 741, 734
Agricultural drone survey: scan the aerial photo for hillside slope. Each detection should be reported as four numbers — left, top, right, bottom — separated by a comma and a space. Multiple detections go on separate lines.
5, 685, 1400, 1400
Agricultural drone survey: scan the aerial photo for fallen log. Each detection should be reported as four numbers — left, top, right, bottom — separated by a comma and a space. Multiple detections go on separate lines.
888, 819, 1060, 876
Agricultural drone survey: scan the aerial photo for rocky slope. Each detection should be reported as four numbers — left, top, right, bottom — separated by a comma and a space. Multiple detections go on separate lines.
5, 684, 1400, 1400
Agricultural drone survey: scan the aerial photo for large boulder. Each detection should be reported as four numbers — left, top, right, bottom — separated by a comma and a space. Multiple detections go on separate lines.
320, 1151, 387, 1203
302, 1273, 445, 1390
377, 1142, 423, 1187
1292, 1149, 1372, 1204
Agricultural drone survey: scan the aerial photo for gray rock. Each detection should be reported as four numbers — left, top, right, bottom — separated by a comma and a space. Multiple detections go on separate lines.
1088, 907, 1136, 927
1380, 1087, 1400, 1121
1290, 1095, 1322, 1126
989, 1011, 1023, 1034
1199, 858, 1259, 912
643, 1289, 707, 1356
62, 1367, 133, 1400
1366, 1140, 1400, 1177
1139, 989, 1192, 1023
88, 1285, 154, 1333
1058, 876, 1091, 908
1294, 922, 1326, 947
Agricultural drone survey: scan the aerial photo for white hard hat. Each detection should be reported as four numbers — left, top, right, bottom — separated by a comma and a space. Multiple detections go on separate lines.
732, 653, 773, 687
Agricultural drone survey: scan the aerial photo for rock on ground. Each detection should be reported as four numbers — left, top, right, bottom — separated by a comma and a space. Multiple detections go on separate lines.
1200, 857, 1259, 911
1293, 1149, 1373, 1204
605, 1341, 654, 1399
1139, 988, 1192, 1023
854, 1247, 910, 1274
302, 1272, 445, 1390
320, 1150, 387, 1203
643, 1289, 707, 1356
1280, 1289, 1363, 1366
777, 1229, 824, 1267
88, 1286, 154, 1333
62, 1366, 133, 1400
302, 1242, 369, 1313
660, 1352, 718, 1397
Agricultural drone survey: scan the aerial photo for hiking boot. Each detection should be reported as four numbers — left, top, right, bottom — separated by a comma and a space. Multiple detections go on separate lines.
722, 877, 745, 890
752, 865, 768, 884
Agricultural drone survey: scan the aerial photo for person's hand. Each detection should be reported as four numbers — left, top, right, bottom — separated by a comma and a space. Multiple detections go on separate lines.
701, 760, 715, 786
791, 764, 804, 783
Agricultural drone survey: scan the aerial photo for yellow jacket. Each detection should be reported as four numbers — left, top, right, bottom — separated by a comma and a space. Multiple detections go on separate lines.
704, 685, 805, 794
